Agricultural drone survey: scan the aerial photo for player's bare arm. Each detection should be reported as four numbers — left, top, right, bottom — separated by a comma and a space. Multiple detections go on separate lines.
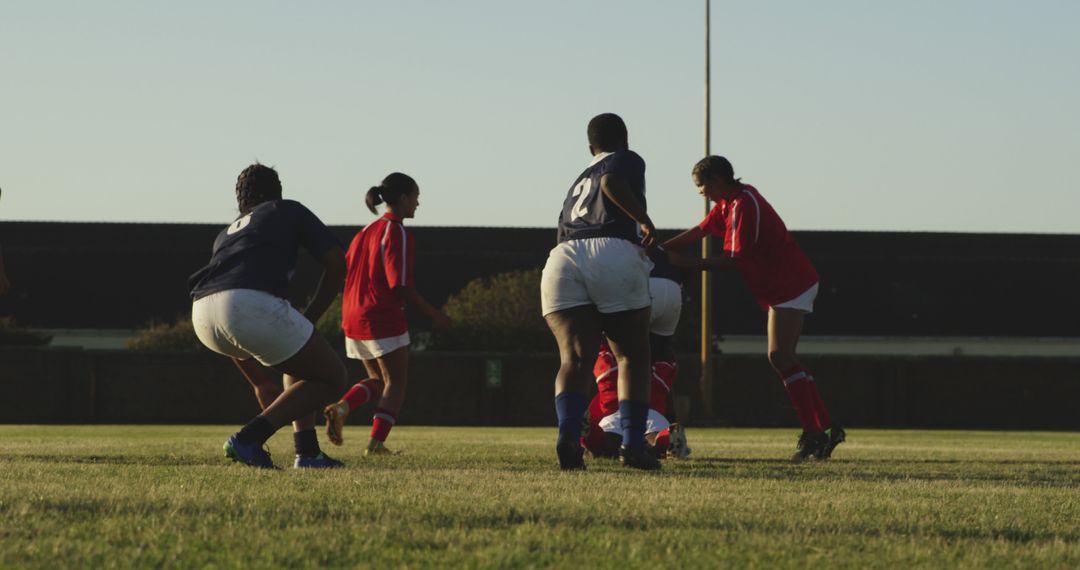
599, 172, 656, 248
395, 286, 453, 330
302, 246, 346, 323
666, 249, 737, 271
662, 226, 707, 251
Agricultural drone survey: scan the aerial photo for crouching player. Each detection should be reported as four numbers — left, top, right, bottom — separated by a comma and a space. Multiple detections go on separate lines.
582, 248, 691, 460
189, 163, 348, 469
664, 156, 845, 462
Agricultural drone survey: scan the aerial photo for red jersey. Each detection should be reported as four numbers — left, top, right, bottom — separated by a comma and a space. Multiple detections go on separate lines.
593, 343, 676, 415
342, 213, 415, 340
699, 184, 818, 309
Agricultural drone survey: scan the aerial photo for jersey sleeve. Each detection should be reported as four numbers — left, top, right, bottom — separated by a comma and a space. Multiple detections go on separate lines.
697, 203, 726, 236
723, 196, 760, 258
381, 223, 412, 289
286, 200, 341, 258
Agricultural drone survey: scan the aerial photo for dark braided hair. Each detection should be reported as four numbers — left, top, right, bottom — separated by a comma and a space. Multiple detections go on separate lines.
587, 113, 628, 152
235, 163, 283, 214
365, 172, 417, 215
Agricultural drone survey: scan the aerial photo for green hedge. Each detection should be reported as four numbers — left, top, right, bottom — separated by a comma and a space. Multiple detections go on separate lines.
126, 318, 200, 351
430, 269, 553, 352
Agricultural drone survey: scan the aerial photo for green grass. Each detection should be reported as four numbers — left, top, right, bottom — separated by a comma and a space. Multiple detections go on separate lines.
1, 426, 1079, 568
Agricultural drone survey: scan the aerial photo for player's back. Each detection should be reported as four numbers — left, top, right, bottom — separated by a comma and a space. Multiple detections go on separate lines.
556, 150, 646, 244
189, 199, 334, 301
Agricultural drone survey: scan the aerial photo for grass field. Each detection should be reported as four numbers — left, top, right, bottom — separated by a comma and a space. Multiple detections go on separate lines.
1, 425, 1079, 568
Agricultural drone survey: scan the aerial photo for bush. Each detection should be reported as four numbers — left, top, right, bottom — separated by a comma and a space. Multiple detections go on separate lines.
0, 317, 51, 346
315, 295, 344, 351
430, 269, 553, 352
126, 318, 200, 351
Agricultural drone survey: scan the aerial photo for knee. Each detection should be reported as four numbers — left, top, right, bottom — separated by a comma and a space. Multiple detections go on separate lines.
767, 350, 798, 373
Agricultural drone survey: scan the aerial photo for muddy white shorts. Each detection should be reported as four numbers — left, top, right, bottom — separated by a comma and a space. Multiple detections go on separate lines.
191, 288, 313, 366
540, 237, 653, 316
648, 277, 682, 336
598, 409, 671, 436
772, 282, 819, 313
344, 332, 410, 361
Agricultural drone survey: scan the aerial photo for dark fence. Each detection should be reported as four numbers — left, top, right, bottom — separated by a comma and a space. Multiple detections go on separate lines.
3, 348, 1079, 430
2, 222, 1079, 337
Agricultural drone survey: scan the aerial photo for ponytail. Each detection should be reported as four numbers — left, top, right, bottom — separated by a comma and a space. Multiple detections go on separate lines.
365, 186, 384, 215
364, 172, 417, 216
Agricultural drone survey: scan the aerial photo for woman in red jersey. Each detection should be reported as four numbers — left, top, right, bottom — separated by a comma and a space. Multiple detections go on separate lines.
664, 156, 845, 462
323, 173, 451, 456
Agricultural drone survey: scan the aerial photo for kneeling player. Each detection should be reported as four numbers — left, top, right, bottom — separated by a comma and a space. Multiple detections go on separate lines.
582, 249, 690, 460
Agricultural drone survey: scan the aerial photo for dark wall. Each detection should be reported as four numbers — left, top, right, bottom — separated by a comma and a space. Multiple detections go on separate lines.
1, 221, 1079, 336
3, 347, 1079, 430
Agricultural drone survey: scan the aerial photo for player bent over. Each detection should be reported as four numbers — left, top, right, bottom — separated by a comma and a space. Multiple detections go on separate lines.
323, 173, 452, 456
583, 249, 691, 460
664, 156, 845, 462
189, 163, 347, 468
541, 113, 659, 471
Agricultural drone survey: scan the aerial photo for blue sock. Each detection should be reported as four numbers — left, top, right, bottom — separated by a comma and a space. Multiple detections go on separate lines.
619, 400, 649, 451
555, 391, 586, 441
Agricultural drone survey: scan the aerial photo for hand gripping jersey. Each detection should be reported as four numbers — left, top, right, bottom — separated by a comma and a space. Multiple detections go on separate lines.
699, 184, 819, 309
188, 199, 340, 301
342, 213, 416, 340
556, 150, 646, 244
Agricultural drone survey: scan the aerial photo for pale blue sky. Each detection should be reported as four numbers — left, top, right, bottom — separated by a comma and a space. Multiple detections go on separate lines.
1, 1, 1077, 232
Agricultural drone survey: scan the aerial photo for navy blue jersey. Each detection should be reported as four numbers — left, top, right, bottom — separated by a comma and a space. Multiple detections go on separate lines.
649, 247, 682, 285
556, 150, 646, 243
189, 199, 340, 301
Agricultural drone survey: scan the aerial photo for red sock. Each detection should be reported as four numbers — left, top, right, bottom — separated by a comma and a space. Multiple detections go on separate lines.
343, 378, 384, 411
371, 407, 397, 442
781, 366, 824, 433
806, 372, 833, 430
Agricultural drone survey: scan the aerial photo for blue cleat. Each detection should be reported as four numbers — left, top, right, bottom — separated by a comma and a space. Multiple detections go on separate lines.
293, 452, 345, 469
223, 435, 275, 469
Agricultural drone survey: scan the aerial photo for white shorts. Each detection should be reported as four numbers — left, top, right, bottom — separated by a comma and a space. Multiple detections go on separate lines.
772, 282, 819, 313
540, 237, 653, 316
598, 409, 671, 436
345, 333, 410, 361
649, 277, 682, 337
192, 288, 313, 367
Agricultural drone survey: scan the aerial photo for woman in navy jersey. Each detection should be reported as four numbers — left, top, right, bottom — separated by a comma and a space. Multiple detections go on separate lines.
323, 173, 451, 456
664, 156, 844, 462
189, 163, 347, 469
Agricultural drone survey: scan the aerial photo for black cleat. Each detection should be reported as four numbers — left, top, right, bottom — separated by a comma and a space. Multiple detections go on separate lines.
791, 431, 828, 463
556, 434, 586, 471
816, 425, 846, 460
620, 445, 662, 471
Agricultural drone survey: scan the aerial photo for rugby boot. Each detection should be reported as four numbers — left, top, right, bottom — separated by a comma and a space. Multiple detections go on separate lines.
620, 445, 662, 471
223, 435, 275, 469
293, 452, 345, 469
791, 431, 828, 463
556, 433, 586, 471
323, 401, 349, 446
816, 425, 846, 460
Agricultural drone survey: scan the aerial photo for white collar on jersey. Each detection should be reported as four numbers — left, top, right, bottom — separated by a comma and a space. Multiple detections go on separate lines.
587, 151, 614, 167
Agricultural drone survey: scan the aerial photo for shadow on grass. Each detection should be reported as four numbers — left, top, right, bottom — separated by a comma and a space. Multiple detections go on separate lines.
0, 454, 216, 467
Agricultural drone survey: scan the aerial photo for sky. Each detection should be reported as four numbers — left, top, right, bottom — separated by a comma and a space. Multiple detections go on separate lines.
1, 1, 1078, 233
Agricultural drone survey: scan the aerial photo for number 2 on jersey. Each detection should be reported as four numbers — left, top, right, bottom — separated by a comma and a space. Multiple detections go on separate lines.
570, 178, 592, 222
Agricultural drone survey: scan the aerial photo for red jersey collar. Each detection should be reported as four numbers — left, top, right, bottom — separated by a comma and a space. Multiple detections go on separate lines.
382, 212, 404, 223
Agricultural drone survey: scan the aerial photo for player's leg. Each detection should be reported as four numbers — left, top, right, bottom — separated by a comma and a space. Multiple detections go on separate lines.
232, 357, 282, 409
324, 356, 385, 446
363, 347, 407, 455
601, 306, 660, 470
283, 373, 344, 468
545, 306, 602, 470
768, 307, 834, 461
226, 330, 347, 467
